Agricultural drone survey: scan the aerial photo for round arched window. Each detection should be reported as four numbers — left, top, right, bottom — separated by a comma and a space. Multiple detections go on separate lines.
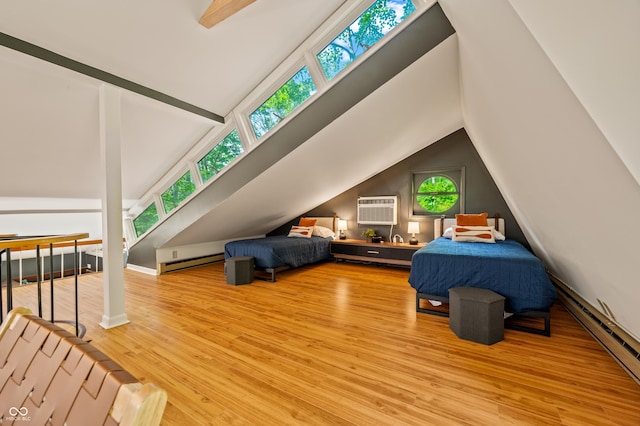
416, 175, 459, 213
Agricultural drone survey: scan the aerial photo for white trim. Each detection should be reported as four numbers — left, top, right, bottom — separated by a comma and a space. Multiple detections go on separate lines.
126, 263, 157, 276
100, 313, 130, 329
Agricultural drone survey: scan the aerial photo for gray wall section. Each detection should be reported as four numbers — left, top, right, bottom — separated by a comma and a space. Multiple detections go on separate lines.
303, 129, 528, 247
128, 3, 455, 269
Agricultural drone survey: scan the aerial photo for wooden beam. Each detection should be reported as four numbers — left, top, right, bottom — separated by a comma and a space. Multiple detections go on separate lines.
199, 0, 257, 29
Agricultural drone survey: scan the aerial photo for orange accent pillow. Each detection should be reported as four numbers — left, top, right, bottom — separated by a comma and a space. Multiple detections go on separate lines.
456, 213, 488, 226
298, 217, 317, 227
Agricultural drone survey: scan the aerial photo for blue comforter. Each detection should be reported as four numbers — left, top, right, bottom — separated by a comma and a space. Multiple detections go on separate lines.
224, 235, 332, 269
408, 238, 557, 313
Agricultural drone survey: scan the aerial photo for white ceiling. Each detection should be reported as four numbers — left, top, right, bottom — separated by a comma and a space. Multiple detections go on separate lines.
0, 0, 346, 206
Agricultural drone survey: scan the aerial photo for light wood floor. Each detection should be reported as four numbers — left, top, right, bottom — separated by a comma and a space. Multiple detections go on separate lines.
6, 261, 640, 425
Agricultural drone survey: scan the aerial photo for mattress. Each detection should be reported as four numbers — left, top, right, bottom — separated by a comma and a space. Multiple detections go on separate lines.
408, 237, 557, 313
224, 235, 332, 269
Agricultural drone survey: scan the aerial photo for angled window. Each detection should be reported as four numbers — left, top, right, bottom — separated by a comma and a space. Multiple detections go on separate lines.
161, 171, 196, 214
198, 129, 244, 183
133, 203, 159, 237
317, 0, 416, 81
412, 168, 464, 216
249, 67, 317, 139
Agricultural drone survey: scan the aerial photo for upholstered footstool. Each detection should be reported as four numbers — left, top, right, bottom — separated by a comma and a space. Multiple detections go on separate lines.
449, 286, 505, 345
225, 256, 255, 285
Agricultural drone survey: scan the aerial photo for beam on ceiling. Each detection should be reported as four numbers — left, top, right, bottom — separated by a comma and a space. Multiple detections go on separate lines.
199, 0, 257, 29
0, 32, 225, 123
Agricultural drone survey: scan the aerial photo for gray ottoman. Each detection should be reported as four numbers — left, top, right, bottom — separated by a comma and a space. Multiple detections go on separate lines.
449, 287, 505, 345
225, 256, 254, 285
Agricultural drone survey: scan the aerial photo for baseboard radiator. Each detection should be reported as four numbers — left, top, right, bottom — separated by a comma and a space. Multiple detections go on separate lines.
551, 275, 640, 384
159, 253, 224, 274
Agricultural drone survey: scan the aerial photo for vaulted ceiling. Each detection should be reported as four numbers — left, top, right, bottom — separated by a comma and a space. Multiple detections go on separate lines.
0, 0, 346, 206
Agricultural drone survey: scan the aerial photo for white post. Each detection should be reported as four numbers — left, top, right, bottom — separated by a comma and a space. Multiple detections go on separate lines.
98, 84, 129, 329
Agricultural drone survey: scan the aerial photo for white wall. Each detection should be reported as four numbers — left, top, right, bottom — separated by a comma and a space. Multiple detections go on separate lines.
440, 0, 640, 340
509, 0, 640, 186
1, 212, 102, 238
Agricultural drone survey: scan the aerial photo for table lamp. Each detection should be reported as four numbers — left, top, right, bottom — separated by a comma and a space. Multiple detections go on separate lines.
338, 219, 348, 240
408, 221, 420, 245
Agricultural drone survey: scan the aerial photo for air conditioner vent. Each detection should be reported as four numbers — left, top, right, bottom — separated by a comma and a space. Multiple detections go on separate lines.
357, 196, 398, 225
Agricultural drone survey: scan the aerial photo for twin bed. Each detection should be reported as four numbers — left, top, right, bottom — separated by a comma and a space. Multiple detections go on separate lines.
224, 216, 337, 281
408, 215, 557, 335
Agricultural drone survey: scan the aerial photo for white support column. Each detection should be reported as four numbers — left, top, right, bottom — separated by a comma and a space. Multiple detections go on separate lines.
98, 84, 129, 329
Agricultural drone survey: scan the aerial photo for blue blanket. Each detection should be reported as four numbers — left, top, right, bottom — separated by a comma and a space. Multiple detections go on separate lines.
224, 235, 332, 269
408, 238, 557, 313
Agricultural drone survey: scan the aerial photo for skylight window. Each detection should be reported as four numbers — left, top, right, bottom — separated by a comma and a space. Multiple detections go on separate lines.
133, 203, 159, 237
249, 67, 316, 139
161, 171, 196, 214
317, 0, 416, 81
198, 129, 244, 183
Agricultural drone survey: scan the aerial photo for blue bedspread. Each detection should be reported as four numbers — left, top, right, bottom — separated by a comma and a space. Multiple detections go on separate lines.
408, 238, 557, 313
224, 235, 332, 269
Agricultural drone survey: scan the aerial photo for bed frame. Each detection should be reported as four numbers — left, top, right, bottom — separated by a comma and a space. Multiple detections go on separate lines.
254, 215, 338, 282
416, 214, 552, 337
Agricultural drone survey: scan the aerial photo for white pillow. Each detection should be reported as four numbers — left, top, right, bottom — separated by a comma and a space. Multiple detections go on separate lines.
443, 226, 505, 240
313, 225, 335, 239
288, 225, 313, 238
452, 225, 496, 243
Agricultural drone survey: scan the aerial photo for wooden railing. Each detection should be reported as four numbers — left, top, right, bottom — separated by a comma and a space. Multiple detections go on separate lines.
6, 237, 107, 280
0, 233, 89, 333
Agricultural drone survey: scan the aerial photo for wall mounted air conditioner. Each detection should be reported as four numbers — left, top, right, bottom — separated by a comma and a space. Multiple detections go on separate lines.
357, 196, 398, 225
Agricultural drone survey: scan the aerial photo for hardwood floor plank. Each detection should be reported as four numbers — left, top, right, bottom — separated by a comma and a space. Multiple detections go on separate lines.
5, 261, 640, 425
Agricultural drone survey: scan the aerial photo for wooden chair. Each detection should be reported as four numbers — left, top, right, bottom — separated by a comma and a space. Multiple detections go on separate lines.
0, 308, 167, 425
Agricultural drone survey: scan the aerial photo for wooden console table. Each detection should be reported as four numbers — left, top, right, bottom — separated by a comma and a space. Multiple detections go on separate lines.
330, 239, 425, 267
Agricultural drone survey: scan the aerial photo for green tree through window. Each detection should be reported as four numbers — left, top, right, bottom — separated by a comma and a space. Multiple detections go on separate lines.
317, 0, 416, 80
133, 203, 159, 237
161, 171, 196, 214
249, 67, 316, 139
416, 176, 459, 213
198, 129, 244, 183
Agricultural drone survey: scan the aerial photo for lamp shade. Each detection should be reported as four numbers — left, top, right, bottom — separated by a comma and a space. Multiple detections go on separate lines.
407, 222, 420, 234
338, 219, 348, 231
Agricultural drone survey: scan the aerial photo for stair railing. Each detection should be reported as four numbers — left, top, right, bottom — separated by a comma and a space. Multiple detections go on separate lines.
0, 233, 89, 336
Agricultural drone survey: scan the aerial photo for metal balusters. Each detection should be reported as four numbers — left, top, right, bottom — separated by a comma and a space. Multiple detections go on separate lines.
36, 245, 43, 317
74, 240, 79, 336
49, 243, 54, 323
6, 248, 12, 311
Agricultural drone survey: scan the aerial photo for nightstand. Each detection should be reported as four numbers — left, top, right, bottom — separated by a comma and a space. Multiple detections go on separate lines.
330, 239, 425, 267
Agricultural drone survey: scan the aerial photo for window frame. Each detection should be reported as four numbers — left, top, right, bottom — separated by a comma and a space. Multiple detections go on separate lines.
314, 0, 417, 82
241, 60, 318, 144
160, 169, 197, 215
132, 201, 160, 238
411, 167, 465, 217
197, 128, 245, 184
